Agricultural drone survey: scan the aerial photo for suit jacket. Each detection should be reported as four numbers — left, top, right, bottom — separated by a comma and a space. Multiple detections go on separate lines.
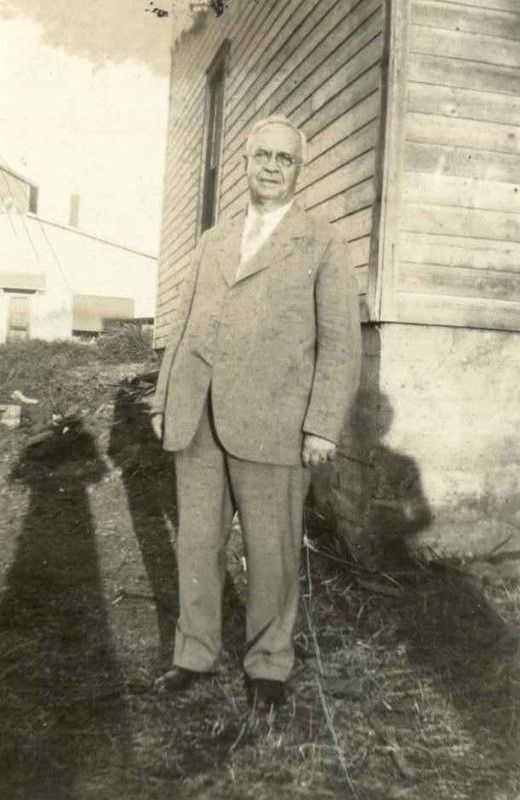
151, 202, 362, 465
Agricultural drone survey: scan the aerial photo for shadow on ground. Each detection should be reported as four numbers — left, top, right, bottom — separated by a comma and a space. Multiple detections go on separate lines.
109, 377, 179, 670
0, 367, 518, 800
0, 419, 131, 800
108, 375, 246, 674
305, 387, 520, 799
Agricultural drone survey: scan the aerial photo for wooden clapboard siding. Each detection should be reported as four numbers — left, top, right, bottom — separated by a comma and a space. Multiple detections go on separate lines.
222, 0, 383, 187
403, 173, 520, 215
408, 53, 520, 97
400, 232, 520, 272
412, 0, 520, 40
437, 0, 520, 13
407, 83, 520, 128
380, 0, 520, 331
154, 5, 244, 347
411, 25, 520, 69
224, 0, 382, 157
400, 263, 520, 302
405, 142, 520, 184
155, 0, 387, 346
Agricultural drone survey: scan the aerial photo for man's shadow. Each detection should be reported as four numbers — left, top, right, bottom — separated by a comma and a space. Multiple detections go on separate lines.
109, 376, 178, 670
348, 387, 520, 793
0, 418, 130, 799
109, 375, 245, 671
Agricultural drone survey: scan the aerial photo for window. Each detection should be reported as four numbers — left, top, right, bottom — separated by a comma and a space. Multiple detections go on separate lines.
200, 42, 229, 234
7, 293, 31, 341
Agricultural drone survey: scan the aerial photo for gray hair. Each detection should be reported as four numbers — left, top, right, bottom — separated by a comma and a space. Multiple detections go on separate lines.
245, 115, 307, 164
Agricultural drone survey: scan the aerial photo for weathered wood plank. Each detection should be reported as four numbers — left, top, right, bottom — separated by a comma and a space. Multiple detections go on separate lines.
157, 242, 191, 288
303, 177, 375, 222
408, 52, 520, 96
308, 91, 380, 161
349, 235, 371, 269
436, 0, 520, 14
162, 193, 199, 238
157, 252, 192, 289
394, 292, 520, 331
355, 265, 370, 293
227, 0, 314, 99
292, 36, 384, 131
399, 232, 520, 272
163, 224, 197, 260
305, 122, 378, 191
228, 0, 290, 83
412, 0, 520, 41
331, 207, 374, 242
405, 141, 520, 184
401, 201, 520, 243
398, 261, 520, 302
226, 0, 350, 130
161, 209, 198, 255
410, 24, 520, 69
403, 172, 520, 214
407, 81, 520, 128
406, 112, 520, 156
300, 148, 377, 211
155, 284, 181, 309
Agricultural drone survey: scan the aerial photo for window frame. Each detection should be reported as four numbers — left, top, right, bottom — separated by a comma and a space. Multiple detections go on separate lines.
197, 40, 230, 237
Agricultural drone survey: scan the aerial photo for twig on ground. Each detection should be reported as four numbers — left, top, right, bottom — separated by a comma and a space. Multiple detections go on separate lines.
302, 527, 359, 798
369, 715, 416, 781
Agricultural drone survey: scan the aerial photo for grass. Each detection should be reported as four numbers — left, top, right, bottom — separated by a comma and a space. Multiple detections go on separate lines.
0, 342, 519, 799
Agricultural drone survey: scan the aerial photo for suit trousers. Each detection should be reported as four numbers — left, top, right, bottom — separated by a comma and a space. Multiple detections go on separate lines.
173, 394, 310, 681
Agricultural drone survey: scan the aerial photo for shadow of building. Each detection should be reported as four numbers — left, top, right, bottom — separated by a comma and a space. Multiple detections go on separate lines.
316, 325, 519, 794
0, 419, 130, 799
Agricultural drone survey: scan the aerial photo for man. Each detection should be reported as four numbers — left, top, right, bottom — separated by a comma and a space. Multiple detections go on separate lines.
150, 115, 361, 707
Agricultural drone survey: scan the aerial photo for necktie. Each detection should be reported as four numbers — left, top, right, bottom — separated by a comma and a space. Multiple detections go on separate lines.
240, 213, 265, 265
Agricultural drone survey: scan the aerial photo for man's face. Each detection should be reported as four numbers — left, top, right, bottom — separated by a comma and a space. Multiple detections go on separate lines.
244, 123, 302, 207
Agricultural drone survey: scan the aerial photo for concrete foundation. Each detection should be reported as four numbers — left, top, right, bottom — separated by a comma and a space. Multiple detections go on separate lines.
312, 323, 520, 566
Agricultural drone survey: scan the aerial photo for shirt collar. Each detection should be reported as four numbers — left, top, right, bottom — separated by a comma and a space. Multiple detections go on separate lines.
246, 199, 294, 226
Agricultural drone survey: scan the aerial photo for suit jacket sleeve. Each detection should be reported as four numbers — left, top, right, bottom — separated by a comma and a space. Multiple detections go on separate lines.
303, 233, 362, 444
150, 234, 207, 415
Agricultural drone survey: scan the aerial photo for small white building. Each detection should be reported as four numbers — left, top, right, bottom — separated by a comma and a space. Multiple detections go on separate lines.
0, 166, 157, 342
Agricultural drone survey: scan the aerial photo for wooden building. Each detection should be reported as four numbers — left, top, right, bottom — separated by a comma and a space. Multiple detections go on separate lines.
155, 0, 520, 561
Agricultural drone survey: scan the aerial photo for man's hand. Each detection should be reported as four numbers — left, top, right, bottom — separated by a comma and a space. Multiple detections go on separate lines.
302, 434, 337, 467
150, 412, 164, 441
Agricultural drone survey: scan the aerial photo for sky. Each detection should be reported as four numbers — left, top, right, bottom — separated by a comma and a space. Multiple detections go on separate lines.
0, 1, 174, 254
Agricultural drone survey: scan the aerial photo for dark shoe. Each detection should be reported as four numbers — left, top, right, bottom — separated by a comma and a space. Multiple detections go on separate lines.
153, 667, 214, 694
245, 675, 287, 708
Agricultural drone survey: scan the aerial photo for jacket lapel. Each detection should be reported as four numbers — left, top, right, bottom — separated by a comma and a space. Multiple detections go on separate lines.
213, 214, 245, 287
215, 203, 309, 287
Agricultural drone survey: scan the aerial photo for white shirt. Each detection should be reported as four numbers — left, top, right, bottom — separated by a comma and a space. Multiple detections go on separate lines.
238, 200, 293, 274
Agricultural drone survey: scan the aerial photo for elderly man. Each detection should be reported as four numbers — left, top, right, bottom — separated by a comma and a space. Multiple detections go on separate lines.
150, 115, 361, 707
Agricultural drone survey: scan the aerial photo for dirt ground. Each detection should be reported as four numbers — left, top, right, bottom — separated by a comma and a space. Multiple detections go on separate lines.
0, 354, 519, 800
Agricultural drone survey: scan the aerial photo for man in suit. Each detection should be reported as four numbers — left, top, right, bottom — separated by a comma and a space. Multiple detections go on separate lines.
150, 115, 361, 707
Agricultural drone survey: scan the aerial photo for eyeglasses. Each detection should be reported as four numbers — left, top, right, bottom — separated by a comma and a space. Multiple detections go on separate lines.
251, 149, 300, 168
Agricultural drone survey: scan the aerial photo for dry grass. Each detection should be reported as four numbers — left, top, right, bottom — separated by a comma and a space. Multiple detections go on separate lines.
0, 350, 519, 799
